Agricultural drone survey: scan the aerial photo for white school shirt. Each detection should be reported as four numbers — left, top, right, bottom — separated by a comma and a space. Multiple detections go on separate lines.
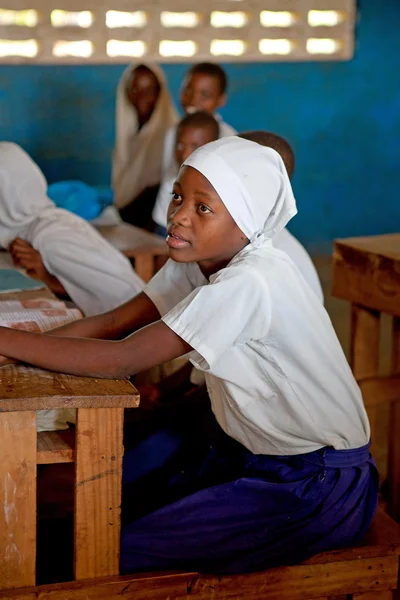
161, 116, 236, 181
273, 228, 323, 303
145, 247, 370, 456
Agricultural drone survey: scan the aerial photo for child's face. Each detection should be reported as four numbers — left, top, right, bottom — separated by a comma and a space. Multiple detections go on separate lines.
166, 166, 248, 274
174, 125, 217, 167
127, 68, 160, 123
180, 73, 226, 115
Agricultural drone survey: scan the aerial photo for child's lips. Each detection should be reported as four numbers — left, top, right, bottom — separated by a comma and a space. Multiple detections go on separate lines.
166, 230, 191, 249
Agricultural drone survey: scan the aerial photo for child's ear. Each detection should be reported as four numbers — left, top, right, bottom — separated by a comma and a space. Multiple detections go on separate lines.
217, 93, 227, 109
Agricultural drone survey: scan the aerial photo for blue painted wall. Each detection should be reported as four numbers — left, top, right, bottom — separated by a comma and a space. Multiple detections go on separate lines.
0, 0, 399, 253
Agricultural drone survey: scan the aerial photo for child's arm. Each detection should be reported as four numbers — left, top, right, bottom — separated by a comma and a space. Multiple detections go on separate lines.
0, 319, 191, 379
48, 292, 160, 340
9, 238, 68, 297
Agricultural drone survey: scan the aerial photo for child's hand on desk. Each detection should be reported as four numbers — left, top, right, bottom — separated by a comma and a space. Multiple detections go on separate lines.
9, 238, 47, 281
0, 355, 17, 368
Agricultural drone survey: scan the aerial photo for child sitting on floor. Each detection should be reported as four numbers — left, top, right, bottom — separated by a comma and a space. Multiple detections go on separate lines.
0, 137, 377, 576
161, 62, 236, 182
152, 111, 219, 236
239, 130, 323, 302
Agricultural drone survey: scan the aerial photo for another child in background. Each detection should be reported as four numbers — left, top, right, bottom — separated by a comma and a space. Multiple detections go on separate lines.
0, 142, 144, 316
0, 137, 377, 575
161, 62, 236, 182
152, 111, 219, 236
239, 130, 323, 302
113, 63, 178, 227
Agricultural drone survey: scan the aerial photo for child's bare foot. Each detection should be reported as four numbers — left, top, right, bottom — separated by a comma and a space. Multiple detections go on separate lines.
9, 238, 47, 281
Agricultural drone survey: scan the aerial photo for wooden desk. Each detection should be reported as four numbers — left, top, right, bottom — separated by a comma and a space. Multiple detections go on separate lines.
0, 366, 139, 590
96, 223, 168, 282
0, 267, 140, 590
332, 233, 400, 517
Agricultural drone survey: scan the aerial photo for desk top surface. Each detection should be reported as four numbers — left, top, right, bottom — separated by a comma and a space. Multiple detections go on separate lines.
0, 254, 139, 411
96, 223, 168, 256
335, 233, 400, 262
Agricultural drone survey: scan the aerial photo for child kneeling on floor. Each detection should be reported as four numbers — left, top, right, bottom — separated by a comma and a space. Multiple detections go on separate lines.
0, 137, 378, 575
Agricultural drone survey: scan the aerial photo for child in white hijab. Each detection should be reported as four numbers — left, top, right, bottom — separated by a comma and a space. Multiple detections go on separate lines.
0, 142, 144, 316
113, 63, 178, 224
0, 137, 377, 575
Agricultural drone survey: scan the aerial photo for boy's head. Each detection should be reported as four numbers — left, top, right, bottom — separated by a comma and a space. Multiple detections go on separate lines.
180, 62, 227, 116
238, 131, 295, 179
175, 112, 220, 167
127, 64, 161, 125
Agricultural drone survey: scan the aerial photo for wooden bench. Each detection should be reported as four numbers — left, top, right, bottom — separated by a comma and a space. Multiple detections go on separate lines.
332, 233, 400, 519
0, 365, 139, 591
0, 508, 398, 599
96, 223, 168, 282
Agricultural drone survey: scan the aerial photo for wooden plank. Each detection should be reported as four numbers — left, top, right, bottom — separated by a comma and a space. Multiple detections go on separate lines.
36, 429, 75, 464
359, 375, 400, 408
332, 236, 400, 317
0, 411, 36, 589
350, 304, 381, 460
74, 407, 124, 580
387, 317, 400, 520
0, 555, 398, 599
96, 224, 167, 258
0, 365, 139, 412
353, 592, 393, 599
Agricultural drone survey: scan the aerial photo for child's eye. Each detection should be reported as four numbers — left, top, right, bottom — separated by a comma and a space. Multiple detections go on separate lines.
198, 204, 211, 214
171, 192, 182, 202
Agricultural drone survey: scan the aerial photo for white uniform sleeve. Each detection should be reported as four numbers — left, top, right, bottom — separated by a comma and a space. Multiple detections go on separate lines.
144, 259, 205, 316
161, 126, 177, 180
162, 265, 271, 369
152, 176, 175, 228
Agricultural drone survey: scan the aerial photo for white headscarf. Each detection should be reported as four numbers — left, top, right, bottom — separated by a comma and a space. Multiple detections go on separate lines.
113, 63, 178, 209
0, 142, 144, 316
183, 136, 297, 246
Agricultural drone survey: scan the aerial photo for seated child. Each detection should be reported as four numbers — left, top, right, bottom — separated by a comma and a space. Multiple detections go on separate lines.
0, 142, 144, 316
161, 62, 236, 182
0, 136, 377, 575
239, 130, 323, 302
113, 63, 178, 226
152, 111, 219, 236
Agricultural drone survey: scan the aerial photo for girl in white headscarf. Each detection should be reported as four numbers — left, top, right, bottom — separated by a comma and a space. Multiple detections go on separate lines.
0, 142, 144, 316
113, 63, 178, 224
0, 137, 377, 575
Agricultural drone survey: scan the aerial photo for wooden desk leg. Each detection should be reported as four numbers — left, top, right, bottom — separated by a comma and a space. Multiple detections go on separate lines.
350, 304, 380, 460
74, 407, 124, 580
134, 255, 155, 283
388, 317, 400, 519
0, 411, 36, 589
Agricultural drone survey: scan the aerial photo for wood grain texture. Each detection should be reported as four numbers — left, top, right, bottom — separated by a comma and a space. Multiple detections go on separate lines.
0, 411, 36, 589
36, 429, 75, 464
332, 235, 400, 317
96, 223, 167, 258
0, 365, 139, 411
74, 407, 124, 580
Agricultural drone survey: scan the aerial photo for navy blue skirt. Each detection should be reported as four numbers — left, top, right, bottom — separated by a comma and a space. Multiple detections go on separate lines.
120, 418, 378, 575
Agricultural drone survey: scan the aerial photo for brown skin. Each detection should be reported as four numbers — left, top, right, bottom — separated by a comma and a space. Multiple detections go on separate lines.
9, 238, 67, 297
0, 168, 248, 377
127, 66, 160, 129
175, 125, 218, 167
180, 73, 226, 115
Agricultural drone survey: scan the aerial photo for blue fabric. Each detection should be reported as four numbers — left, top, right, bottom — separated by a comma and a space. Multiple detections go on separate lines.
47, 181, 113, 221
121, 418, 378, 575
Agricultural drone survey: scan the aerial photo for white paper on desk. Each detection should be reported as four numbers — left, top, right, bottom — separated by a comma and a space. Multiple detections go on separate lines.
0, 298, 65, 312
0, 308, 82, 332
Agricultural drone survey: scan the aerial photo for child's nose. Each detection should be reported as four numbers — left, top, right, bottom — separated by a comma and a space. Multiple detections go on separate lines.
171, 202, 191, 225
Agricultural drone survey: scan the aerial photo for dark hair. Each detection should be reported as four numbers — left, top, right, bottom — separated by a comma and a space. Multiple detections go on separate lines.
177, 111, 220, 139
239, 130, 295, 179
187, 62, 228, 95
